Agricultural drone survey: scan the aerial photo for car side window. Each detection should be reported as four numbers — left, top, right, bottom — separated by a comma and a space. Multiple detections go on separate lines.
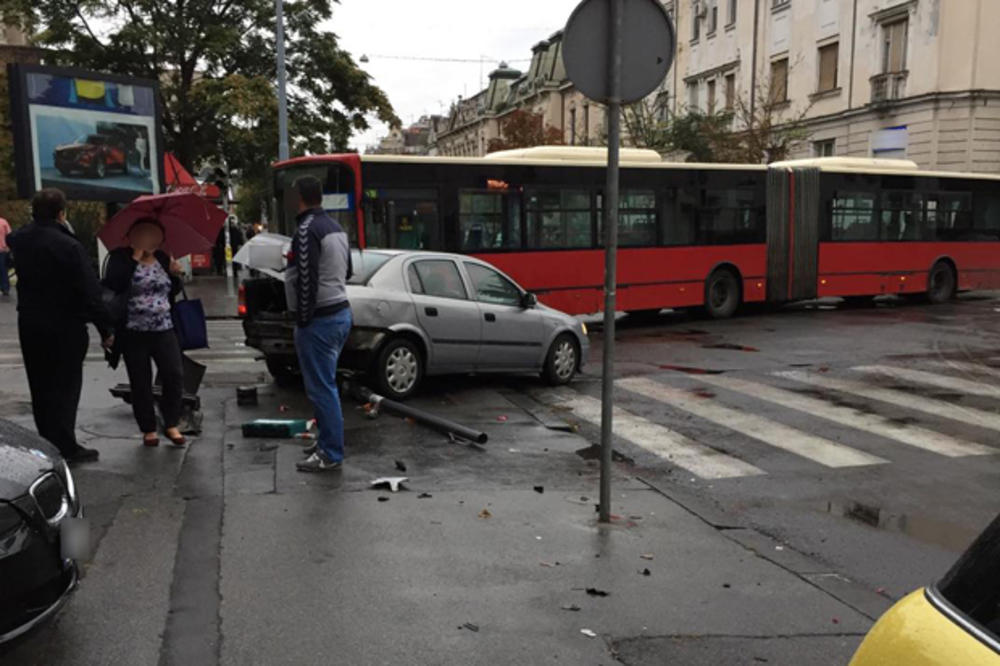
464, 263, 522, 307
410, 260, 467, 300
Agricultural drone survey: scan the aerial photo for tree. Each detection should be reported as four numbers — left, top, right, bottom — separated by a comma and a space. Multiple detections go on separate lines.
727, 73, 813, 163
487, 109, 563, 153
1, 0, 399, 188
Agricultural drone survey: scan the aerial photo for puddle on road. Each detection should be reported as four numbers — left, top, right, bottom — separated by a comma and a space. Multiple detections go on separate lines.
702, 343, 760, 352
822, 500, 980, 552
660, 364, 726, 375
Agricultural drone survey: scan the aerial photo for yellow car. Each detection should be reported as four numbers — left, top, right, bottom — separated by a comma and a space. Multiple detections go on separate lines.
850, 513, 1000, 665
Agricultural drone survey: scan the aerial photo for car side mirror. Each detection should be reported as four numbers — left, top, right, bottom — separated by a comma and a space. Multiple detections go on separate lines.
521, 292, 538, 309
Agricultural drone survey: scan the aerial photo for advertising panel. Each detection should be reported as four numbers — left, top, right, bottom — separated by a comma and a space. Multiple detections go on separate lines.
8, 64, 165, 201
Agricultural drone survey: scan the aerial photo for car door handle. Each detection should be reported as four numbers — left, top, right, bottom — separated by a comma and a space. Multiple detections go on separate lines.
425, 307, 438, 317
484, 313, 496, 322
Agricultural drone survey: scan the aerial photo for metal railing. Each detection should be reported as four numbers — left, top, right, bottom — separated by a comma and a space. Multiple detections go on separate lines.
871, 71, 908, 104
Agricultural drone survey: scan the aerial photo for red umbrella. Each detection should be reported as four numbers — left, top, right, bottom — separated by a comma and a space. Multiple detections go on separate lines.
100, 192, 228, 258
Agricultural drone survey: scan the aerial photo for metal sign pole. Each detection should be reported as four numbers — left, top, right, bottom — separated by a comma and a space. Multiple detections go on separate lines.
598, 0, 624, 524
276, 0, 290, 162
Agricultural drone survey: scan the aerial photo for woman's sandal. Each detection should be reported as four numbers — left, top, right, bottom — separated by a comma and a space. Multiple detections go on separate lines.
166, 431, 186, 447
143, 434, 160, 447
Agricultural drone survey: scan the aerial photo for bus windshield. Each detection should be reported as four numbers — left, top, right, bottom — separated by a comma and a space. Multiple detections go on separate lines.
273, 160, 358, 243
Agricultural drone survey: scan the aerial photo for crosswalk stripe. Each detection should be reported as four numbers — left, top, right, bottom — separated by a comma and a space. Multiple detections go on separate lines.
696, 375, 995, 458
855, 365, 1000, 399
924, 360, 1000, 382
778, 370, 1000, 433
618, 376, 887, 468
537, 389, 764, 480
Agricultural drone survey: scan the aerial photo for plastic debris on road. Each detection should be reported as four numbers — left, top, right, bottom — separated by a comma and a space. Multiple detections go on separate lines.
370, 477, 409, 493
377, 496, 389, 503
585, 588, 609, 597
395, 459, 407, 472
580, 629, 597, 638
640, 553, 654, 560
460, 622, 480, 632
533, 485, 544, 494
418, 493, 433, 499
561, 604, 581, 612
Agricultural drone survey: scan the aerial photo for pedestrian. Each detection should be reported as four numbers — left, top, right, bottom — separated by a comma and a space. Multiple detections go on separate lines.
287, 176, 353, 472
0, 214, 11, 297
135, 133, 148, 176
7, 189, 114, 464
102, 218, 187, 447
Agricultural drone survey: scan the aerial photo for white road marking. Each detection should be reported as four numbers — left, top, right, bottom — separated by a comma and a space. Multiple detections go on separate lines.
855, 365, 1000, 399
617, 376, 887, 468
924, 360, 1000, 382
778, 370, 1000, 433
537, 389, 764, 480
696, 375, 994, 458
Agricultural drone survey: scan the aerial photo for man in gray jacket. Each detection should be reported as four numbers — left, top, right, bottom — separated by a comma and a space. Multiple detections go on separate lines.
286, 176, 353, 472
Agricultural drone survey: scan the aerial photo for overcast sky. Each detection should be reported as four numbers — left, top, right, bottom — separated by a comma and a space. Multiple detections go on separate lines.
326, 0, 582, 150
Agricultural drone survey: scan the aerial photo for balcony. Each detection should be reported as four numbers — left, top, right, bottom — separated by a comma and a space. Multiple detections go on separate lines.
870, 71, 908, 106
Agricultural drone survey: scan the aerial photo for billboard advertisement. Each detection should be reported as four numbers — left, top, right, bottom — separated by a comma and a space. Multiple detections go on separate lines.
8, 64, 165, 202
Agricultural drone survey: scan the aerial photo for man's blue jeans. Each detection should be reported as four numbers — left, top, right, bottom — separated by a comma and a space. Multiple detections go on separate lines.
295, 309, 352, 463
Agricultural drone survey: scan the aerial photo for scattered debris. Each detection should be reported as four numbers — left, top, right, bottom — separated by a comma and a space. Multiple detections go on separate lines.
775, 545, 784, 551
460, 622, 479, 632
561, 604, 581, 612
497, 415, 508, 422
876, 587, 888, 597
236, 386, 258, 406
585, 588, 609, 597
660, 364, 725, 375
540, 561, 555, 568
395, 460, 407, 472
640, 553, 654, 561
370, 477, 409, 493
533, 485, 545, 494
580, 629, 598, 638
278, 404, 290, 413
832, 617, 840, 625
702, 343, 759, 352
478, 509, 492, 519
418, 493, 433, 499
690, 388, 716, 399
377, 496, 390, 503
641, 568, 651, 576
242, 418, 311, 438
722, 583, 731, 589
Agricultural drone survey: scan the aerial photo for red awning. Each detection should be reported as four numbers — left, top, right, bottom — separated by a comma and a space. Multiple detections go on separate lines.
164, 152, 200, 191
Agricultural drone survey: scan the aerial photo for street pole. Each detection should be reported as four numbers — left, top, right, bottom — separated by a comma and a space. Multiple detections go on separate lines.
276, 0, 290, 162
598, 0, 623, 524
223, 184, 234, 297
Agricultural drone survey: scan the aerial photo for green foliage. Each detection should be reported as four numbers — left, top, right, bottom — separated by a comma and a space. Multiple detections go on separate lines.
1, 0, 398, 207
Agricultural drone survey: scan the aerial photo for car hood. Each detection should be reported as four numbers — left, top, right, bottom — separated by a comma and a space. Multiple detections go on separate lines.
0, 420, 60, 500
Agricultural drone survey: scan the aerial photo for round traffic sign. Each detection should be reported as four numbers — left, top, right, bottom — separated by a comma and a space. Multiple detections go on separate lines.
563, 0, 676, 104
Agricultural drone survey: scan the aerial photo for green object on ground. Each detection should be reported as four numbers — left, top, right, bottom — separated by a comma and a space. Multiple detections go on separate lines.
242, 419, 310, 438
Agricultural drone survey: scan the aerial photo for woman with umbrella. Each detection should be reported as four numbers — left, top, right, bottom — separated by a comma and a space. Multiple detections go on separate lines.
99, 192, 226, 447
103, 219, 186, 446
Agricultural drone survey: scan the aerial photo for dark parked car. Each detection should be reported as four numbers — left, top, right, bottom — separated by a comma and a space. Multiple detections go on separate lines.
0, 420, 85, 645
53, 134, 127, 179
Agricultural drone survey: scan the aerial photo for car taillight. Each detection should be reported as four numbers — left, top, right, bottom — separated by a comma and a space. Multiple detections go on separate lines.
238, 284, 247, 317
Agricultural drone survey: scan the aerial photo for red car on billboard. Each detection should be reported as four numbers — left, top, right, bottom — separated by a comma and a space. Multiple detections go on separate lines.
54, 134, 128, 179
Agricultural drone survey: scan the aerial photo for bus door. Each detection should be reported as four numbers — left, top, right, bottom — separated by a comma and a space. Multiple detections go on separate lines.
766, 166, 821, 302
364, 189, 440, 250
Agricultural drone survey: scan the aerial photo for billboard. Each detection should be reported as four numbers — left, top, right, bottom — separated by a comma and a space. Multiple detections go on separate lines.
8, 64, 165, 202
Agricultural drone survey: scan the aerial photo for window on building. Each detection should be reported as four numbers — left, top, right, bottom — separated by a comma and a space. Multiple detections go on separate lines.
727, 0, 737, 26
814, 139, 835, 157
770, 58, 789, 103
707, 0, 718, 34
526, 188, 592, 249
818, 42, 839, 92
688, 81, 699, 111
569, 108, 577, 146
831, 192, 877, 241
459, 191, 521, 251
882, 19, 908, 73
692, 0, 701, 41
724, 73, 736, 109
583, 104, 591, 146
706, 80, 717, 112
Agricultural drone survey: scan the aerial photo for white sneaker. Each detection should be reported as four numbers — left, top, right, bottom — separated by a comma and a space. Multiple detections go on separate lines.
296, 452, 342, 473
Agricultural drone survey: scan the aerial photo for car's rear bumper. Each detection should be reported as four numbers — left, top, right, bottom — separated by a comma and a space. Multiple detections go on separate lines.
244, 319, 387, 373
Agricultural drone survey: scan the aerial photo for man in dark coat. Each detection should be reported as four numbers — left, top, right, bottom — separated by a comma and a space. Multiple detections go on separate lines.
8, 189, 114, 464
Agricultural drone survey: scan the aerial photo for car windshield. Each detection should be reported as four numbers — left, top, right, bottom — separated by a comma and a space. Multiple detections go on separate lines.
87, 135, 106, 144
936, 512, 1000, 641
348, 250, 393, 285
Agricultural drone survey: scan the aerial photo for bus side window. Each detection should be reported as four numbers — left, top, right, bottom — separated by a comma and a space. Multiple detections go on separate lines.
699, 189, 758, 244
669, 188, 698, 246
974, 192, 1000, 240
832, 192, 877, 241
363, 198, 389, 248
880, 191, 923, 242
525, 189, 592, 249
927, 193, 972, 241
458, 190, 521, 251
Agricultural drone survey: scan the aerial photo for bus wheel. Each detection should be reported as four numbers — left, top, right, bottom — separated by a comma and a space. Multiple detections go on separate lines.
704, 268, 741, 319
927, 261, 956, 304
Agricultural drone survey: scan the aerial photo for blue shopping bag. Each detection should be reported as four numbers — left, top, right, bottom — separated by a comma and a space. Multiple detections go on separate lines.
173, 288, 208, 350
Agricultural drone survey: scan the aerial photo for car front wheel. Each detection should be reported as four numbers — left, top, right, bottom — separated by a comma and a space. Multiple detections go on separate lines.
373, 337, 423, 400
542, 333, 578, 386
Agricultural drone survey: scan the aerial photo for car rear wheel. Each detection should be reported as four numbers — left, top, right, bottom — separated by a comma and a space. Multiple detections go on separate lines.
373, 337, 423, 400
704, 268, 741, 319
542, 333, 578, 386
927, 261, 956, 304
265, 358, 300, 388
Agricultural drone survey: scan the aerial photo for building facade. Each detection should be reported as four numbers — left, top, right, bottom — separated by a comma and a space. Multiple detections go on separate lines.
662, 0, 1000, 172
369, 115, 443, 156
433, 33, 609, 157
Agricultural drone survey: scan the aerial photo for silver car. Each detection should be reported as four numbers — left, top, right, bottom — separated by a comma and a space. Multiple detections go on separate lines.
342, 250, 589, 399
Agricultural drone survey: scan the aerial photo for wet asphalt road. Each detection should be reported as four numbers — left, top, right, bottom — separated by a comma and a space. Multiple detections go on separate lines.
0, 291, 998, 664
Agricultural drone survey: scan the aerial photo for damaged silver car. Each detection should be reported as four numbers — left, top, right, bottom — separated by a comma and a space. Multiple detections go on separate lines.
240, 245, 589, 399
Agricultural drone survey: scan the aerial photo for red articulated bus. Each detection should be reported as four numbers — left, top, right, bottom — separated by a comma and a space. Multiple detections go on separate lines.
269, 147, 1000, 317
